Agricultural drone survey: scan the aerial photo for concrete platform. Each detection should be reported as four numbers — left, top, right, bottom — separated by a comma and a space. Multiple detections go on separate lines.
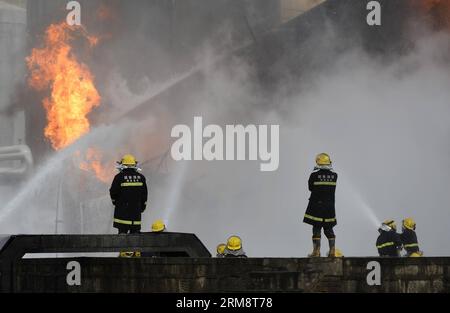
0, 235, 449, 292
9, 257, 450, 293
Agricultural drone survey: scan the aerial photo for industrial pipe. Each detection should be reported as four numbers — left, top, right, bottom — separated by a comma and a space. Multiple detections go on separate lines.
0, 145, 33, 176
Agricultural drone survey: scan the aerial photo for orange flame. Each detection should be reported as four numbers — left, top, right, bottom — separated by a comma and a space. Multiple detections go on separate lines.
78, 148, 115, 183
26, 22, 101, 150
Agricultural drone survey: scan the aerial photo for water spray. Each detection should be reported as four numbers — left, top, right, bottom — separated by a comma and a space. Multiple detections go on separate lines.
339, 174, 381, 228
162, 160, 190, 228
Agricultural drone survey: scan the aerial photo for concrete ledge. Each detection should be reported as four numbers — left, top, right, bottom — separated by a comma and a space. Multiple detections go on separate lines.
9, 257, 450, 293
0, 234, 211, 292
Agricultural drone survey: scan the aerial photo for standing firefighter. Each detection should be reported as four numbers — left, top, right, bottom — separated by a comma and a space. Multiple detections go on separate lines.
376, 220, 402, 257
110, 154, 148, 234
400, 218, 423, 257
303, 153, 338, 257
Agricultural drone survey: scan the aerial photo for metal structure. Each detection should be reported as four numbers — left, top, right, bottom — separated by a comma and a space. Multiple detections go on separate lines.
0, 2, 31, 180
0, 145, 33, 177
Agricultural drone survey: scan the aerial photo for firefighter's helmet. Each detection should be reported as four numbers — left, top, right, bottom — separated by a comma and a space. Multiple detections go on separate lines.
121, 154, 137, 166
216, 243, 226, 255
226, 236, 242, 251
402, 218, 416, 231
383, 220, 397, 231
119, 251, 138, 258
151, 219, 166, 232
316, 153, 332, 166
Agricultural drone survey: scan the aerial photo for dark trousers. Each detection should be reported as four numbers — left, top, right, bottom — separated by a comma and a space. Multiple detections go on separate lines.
312, 226, 335, 239
117, 226, 140, 234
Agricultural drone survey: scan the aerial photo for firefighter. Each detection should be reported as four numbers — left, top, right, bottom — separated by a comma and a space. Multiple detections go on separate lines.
303, 153, 338, 257
223, 236, 247, 258
376, 220, 402, 257
110, 154, 148, 234
138, 220, 167, 257
216, 243, 226, 258
400, 218, 423, 257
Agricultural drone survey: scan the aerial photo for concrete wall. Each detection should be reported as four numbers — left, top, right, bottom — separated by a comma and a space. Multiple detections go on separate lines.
10, 257, 450, 293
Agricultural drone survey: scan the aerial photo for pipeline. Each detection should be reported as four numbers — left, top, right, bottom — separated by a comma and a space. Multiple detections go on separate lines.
0, 145, 33, 177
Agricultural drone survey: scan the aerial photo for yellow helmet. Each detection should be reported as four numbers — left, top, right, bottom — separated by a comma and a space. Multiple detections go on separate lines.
316, 153, 332, 166
402, 218, 416, 231
226, 236, 242, 251
119, 251, 134, 258
335, 249, 344, 257
216, 243, 226, 255
410, 252, 423, 257
121, 154, 137, 166
151, 219, 166, 232
383, 219, 397, 231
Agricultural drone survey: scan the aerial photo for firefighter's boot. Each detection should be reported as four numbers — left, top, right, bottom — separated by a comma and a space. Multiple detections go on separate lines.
308, 238, 321, 257
327, 238, 336, 257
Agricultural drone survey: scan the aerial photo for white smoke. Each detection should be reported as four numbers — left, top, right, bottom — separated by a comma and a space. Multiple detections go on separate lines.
150, 30, 450, 257
2, 6, 450, 259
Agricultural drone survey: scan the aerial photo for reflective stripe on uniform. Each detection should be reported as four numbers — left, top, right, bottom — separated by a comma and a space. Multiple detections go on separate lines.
114, 218, 142, 225
313, 182, 337, 186
305, 214, 322, 222
121, 182, 144, 187
404, 243, 419, 248
377, 242, 394, 249
304, 214, 336, 223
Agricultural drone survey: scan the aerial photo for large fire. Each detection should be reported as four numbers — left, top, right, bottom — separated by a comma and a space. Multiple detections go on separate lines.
77, 148, 115, 184
26, 22, 101, 150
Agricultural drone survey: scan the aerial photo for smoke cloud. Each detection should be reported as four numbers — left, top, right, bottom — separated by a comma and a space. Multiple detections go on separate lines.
1, 2, 450, 258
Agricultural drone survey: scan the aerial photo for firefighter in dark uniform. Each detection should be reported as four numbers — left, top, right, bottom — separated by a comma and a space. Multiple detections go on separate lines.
110, 154, 148, 234
400, 218, 423, 257
216, 243, 226, 258
139, 220, 166, 257
376, 220, 402, 257
303, 153, 338, 257
223, 236, 247, 258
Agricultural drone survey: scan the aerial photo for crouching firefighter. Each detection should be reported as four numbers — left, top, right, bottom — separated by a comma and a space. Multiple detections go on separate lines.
303, 153, 338, 257
110, 154, 148, 234
401, 218, 423, 257
223, 236, 247, 258
376, 220, 402, 257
